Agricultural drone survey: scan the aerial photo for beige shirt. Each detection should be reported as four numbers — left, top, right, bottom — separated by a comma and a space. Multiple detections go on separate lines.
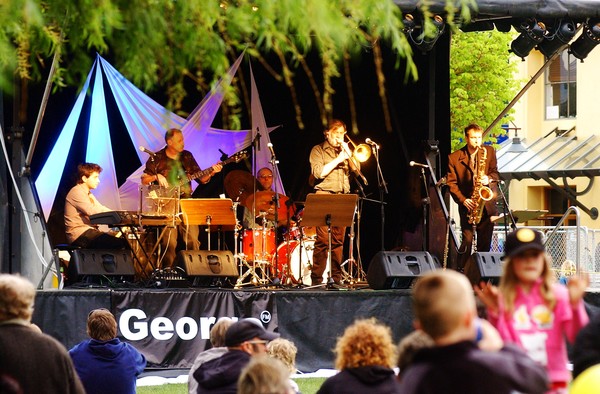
310, 141, 351, 194
64, 183, 110, 243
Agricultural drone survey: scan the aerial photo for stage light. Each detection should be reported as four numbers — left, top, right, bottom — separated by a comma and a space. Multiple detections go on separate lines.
409, 15, 446, 53
570, 19, 600, 62
511, 20, 547, 60
403, 13, 416, 33
538, 20, 577, 58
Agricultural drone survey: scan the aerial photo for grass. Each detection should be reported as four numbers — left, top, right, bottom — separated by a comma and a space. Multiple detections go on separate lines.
137, 377, 327, 394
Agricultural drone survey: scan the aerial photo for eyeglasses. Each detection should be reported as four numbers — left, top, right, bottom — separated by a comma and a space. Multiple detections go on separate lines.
245, 340, 268, 345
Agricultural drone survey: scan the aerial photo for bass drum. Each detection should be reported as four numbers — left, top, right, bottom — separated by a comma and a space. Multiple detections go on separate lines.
271, 239, 326, 285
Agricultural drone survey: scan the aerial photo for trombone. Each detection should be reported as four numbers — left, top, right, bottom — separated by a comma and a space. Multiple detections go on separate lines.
344, 135, 372, 162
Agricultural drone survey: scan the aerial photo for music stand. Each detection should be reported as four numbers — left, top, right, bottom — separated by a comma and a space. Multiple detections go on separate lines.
179, 199, 237, 250
301, 193, 358, 289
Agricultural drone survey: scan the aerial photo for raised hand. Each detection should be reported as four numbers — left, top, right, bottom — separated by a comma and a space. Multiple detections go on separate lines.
474, 281, 500, 314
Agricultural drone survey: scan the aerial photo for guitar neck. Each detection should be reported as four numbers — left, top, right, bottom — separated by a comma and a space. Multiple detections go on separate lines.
186, 157, 235, 183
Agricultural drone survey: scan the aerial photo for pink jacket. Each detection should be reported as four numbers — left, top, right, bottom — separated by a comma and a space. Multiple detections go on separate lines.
487, 279, 589, 383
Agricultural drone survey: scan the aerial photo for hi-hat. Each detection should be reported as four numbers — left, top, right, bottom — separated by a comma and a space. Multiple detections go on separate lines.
224, 170, 256, 206
245, 191, 293, 223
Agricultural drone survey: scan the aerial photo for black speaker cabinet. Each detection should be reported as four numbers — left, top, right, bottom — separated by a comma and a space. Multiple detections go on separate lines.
367, 251, 439, 290
465, 252, 504, 285
176, 250, 238, 287
68, 249, 135, 284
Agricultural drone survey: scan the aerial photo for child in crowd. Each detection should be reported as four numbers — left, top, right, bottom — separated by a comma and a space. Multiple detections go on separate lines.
476, 228, 589, 393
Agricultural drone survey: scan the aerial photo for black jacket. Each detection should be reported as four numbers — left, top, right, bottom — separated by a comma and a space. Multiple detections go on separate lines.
317, 365, 401, 394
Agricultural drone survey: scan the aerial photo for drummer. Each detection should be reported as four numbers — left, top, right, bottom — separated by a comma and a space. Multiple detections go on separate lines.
242, 167, 275, 228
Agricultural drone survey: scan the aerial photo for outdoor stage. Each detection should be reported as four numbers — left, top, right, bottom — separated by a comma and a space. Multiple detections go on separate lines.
32, 286, 600, 373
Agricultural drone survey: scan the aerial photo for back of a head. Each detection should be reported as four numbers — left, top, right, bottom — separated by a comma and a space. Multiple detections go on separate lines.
267, 338, 298, 374
210, 317, 234, 348
397, 330, 435, 373
413, 270, 475, 340
238, 355, 293, 394
87, 309, 117, 341
0, 274, 36, 322
334, 318, 396, 370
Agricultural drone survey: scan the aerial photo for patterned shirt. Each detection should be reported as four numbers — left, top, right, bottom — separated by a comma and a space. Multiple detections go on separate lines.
143, 148, 202, 197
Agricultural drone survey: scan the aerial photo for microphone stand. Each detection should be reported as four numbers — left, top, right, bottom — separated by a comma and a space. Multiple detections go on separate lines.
492, 180, 517, 237
419, 166, 431, 252
269, 149, 281, 286
373, 144, 388, 251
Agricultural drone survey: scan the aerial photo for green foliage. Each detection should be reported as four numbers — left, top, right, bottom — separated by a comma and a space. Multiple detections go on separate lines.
1, 0, 474, 129
450, 29, 521, 151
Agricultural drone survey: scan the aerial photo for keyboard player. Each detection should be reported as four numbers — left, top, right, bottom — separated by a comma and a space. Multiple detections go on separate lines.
64, 163, 128, 249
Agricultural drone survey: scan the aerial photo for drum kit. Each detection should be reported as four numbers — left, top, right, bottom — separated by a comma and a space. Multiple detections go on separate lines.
224, 170, 321, 287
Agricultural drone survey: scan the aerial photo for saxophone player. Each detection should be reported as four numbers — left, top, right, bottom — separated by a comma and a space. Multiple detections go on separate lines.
447, 123, 499, 271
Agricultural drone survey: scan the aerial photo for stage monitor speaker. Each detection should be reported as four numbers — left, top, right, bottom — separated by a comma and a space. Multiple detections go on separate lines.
367, 251, 439, 290
465, 252, 504, 285
176, 250, 238, 287
68, 249, 135, 285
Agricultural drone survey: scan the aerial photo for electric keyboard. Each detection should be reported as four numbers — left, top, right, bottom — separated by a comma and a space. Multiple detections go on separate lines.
90, 211, 139, 226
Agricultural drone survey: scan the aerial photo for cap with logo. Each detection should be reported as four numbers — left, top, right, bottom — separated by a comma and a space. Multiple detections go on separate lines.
502, 228, 545, 260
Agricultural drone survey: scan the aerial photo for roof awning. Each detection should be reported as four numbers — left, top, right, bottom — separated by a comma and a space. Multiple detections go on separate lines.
498, 131, 600, 181
497, 130, 600, 219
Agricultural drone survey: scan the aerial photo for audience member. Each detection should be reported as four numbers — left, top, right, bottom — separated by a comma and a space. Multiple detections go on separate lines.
399, 270, 549, 394
572, 311, 600, 379
69, 308, 146, 394
0, 273, 85, 394
476, 228, 589, 393
267, 337, 300, 393
238, 355, 295, 394
193, 319, 278, 394
188, 317, 234, 394
317, 318, 401, 394
396, 329, 434, 377
558, 259, 576, 285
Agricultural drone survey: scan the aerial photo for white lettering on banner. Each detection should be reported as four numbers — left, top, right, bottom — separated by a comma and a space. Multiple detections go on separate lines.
119, 308, 240, 341
151, 317, 174, 340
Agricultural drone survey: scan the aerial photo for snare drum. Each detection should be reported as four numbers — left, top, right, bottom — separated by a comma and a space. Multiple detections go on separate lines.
242, 228, 276, 261
271, 239, 326, 285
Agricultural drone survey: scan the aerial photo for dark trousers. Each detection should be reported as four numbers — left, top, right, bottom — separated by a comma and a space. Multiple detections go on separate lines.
72, 228, 129, 250
456, 208, 494, 270
311, 225, 345, 284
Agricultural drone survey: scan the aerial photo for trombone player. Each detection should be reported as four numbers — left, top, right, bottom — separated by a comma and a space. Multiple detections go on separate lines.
309, 119, 362, 286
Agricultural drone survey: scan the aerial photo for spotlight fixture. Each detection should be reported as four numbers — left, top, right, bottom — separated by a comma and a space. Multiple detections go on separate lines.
511, 19, 547, 60
570, 18, 600, 62
402, 14, 416, 33
409, 15, 446, 53
538, 20, 577, 58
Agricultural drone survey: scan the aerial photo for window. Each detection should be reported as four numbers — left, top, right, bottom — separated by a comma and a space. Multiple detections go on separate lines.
545, 51, 576, 119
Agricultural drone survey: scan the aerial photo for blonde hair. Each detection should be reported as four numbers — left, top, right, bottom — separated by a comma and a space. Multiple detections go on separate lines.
267, 338, 297, 374
238, 355, 292, 394
0, 274, 36, 322
500, 252, 556, 313
334, 318, 397, 370
210, 317, 234, 347
412, 270, 475, 340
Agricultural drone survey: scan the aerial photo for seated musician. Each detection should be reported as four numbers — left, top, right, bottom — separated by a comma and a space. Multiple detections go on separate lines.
242, 167, 275, 228
64, 163, 128, 249
140, 128, 222, 267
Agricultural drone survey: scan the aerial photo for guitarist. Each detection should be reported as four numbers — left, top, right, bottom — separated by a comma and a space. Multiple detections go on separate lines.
141, 128, 222, 267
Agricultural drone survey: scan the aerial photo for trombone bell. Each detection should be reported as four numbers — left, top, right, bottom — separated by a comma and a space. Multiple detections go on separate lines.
353, 144, 372, 162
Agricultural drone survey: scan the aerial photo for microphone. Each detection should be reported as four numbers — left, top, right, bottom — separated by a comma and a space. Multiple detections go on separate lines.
267, 142, 276, 157
409, 161, 429, 168
365, 138, 380, 149
139, 146, 156, 157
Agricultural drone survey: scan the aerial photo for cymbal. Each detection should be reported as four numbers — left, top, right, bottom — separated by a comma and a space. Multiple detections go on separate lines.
245, 191, 293, 223
224, 170, 256, 206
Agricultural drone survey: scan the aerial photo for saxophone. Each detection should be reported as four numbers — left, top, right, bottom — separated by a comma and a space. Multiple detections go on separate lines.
468, 147, 494, 225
